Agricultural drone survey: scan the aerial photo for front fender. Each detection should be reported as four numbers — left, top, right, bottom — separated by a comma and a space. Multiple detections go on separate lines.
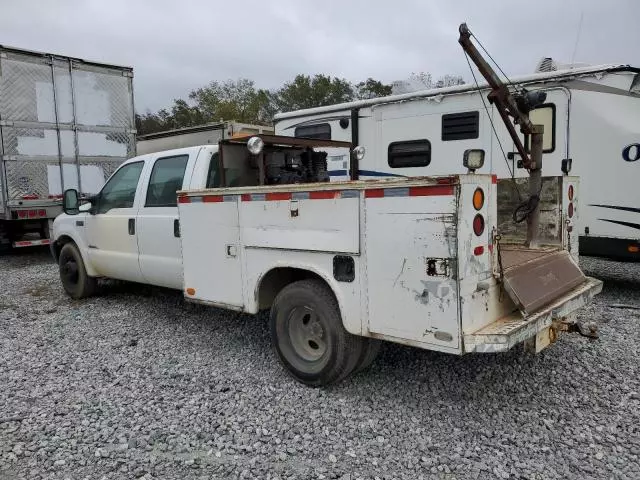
52, 213, 98, 277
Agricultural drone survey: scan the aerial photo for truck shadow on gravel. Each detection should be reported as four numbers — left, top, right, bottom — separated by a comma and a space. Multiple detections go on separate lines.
91, 279, 592, 404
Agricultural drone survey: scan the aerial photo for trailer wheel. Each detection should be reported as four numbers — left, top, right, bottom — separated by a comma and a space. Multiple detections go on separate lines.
353, 338, 382, 374
270, 279, 361, 387
59, 243, 97, 299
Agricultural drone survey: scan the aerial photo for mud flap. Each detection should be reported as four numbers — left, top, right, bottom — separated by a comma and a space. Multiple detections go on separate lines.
502, 250, 586, 315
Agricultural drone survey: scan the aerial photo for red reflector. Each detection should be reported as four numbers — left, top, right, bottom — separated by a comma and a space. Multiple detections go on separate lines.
473, 246, 484, 256
18, 210, 27, 218
38, 209, 46, 217
473, 214, 485, 236
365, 189, 384, 198
568, 202, 574, 218
28, 210, 37, 218
309, 191, 337, 200
437, 177, 454, 185
203, 195, 223, 202
177, 196, 190, 204
491, 174, 498, 184
21, 194, 38, 200
266, 192, 292, 201
409, 185, 454, 196
629, 245, 639, 253
241, 194, 251, 202
568, 185, 574, 201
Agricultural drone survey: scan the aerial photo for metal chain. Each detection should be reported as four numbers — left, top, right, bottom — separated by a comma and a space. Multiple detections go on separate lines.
494, 233, 505, 302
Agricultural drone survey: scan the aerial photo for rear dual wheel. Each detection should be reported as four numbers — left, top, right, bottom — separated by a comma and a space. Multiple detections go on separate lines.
270, 279, 380, 386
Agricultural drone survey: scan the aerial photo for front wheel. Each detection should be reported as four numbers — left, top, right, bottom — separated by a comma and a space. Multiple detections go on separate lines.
59, 243, 97, 299
270, 279, 362, 387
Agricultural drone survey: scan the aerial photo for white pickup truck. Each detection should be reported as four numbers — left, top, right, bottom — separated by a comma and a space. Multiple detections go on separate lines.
52, 135, 603, 386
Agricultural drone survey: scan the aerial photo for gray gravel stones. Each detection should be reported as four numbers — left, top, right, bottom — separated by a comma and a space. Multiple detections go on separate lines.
1, 250, 639, 479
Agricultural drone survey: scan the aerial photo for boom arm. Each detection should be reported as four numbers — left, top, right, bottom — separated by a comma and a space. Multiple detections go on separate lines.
458, 23, 546, 247
458, 23, 539, 170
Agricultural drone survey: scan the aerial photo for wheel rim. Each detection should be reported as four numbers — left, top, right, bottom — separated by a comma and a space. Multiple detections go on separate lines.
60, 253, 79, 286
286, 306, 328, 363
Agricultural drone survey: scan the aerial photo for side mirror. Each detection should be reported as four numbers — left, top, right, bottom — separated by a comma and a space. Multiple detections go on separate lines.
62, 188, 80, 215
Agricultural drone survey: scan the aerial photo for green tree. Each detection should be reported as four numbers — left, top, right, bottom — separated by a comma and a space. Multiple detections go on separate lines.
354, 78, 393, 100
271, 74, 355, 112
189, 78, 270, 124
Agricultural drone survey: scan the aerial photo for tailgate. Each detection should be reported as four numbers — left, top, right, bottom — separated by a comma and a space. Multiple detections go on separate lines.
500, 248, 586, 315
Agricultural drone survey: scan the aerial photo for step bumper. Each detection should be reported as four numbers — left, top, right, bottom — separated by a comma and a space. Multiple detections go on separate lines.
463, 276, 603, 353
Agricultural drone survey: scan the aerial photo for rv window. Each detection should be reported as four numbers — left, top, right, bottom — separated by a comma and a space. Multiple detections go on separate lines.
388, 140, 431, 168
145, 155, 189, 207
442, 111, 480, 141
525, 104, 556, 153
294, 123, 331, 140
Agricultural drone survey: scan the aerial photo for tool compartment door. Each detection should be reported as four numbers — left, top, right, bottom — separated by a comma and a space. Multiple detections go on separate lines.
364, 185, 461, 351
179, 195, 243, 308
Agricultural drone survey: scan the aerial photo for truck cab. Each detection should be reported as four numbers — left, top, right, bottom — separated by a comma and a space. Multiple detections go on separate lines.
51, 135, 348, 298
51, 145, 219, 295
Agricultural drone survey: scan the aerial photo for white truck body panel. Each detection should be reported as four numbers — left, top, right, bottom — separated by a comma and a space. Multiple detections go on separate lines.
274, 65, 640, 260
176, 173, 600, 355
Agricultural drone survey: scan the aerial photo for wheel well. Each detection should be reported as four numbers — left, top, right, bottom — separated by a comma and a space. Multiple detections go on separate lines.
257, 267, 328, 310
52, 235, 75, 262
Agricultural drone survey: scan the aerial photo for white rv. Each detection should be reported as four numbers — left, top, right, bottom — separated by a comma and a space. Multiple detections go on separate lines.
274, 62, 640, 261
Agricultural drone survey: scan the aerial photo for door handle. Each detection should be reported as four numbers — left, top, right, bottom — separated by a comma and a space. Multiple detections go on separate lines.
128, 218, 135, 235
174, 219, 180, 238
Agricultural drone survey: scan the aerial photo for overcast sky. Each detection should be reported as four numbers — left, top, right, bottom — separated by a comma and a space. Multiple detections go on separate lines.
2, 0, 638, 113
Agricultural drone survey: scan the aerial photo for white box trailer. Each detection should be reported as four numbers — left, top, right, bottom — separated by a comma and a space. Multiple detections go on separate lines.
0, 44, 135, 252
136, 122, 274, 156
273, 63, 640, 261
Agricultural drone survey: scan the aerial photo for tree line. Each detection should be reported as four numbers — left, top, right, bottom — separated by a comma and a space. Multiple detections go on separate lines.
135, 73, 464, 135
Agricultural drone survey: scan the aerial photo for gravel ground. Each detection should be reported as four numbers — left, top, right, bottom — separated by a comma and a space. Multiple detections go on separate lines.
1, 250, 639, 480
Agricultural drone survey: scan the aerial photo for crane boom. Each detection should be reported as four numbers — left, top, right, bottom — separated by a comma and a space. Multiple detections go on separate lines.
458, 23, 546, 247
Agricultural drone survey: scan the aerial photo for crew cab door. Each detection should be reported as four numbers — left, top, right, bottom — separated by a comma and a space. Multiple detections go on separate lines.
135, 153, 191, 289
85, 161, 146, 282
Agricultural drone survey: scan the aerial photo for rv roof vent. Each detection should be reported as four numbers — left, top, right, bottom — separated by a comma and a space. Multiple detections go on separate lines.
535, 57, 592, 73
535, 58, 557, 73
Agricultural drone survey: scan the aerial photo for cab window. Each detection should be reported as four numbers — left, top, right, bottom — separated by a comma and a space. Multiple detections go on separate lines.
96, 161, 144, 214
145, 155, 189, 207
206, 153, 221, 188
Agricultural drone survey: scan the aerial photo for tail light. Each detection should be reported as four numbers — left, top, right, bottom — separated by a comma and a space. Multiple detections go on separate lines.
568, 185, 574, 201
472, 188, 484, 210
568, 203, 574, 219
473, 214, 485, 236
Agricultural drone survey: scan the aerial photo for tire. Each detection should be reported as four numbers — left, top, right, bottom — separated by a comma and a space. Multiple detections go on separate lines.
353, 338, 382, 374
270, 279, 363, 387
0, 221, 12, 254
59, 242, 97, 299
